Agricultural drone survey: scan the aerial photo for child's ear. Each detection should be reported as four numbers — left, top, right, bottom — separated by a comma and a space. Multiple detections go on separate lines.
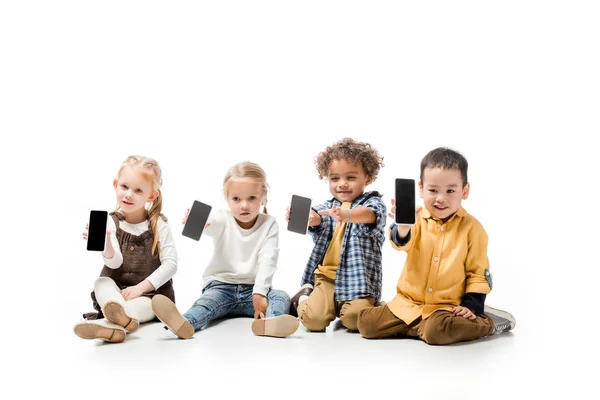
462, 183, 470, 200
418, 180, 424, 199
113, 179, 118, 189
148, 190, 159, 203
366, 176, 373, 186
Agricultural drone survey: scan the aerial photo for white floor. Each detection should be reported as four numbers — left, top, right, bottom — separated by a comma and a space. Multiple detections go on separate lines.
19, 304, 583, 400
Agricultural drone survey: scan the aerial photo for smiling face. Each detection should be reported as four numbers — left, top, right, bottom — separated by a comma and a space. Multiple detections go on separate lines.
225, 178, 265, 229
326, 158, 372, 203
113, 166, 158, 221
419, 167, 470, 221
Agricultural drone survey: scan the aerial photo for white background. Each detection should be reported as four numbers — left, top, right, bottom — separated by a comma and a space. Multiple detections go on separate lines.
1, 1, 598, 399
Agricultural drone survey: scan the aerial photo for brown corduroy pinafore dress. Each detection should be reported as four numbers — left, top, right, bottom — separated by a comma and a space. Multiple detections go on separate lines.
83, 212, 175, 320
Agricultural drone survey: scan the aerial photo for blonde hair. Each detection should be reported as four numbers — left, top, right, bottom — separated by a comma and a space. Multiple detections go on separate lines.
223, 161, 269, 214
116, 155, 164, 256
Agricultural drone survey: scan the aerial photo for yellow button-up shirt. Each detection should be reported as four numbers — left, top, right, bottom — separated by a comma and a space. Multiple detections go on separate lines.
388, 206, 491, 324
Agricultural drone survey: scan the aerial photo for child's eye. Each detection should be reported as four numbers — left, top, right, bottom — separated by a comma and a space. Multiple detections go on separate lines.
232, 197, 240, 201
135, 189, 143, 194
330, 177, 339, 181
121, 184, 128, 189
249, 196, 257, 201
347, 177, 356, 180
428, 189, 436, 193
447, 190, 455, 194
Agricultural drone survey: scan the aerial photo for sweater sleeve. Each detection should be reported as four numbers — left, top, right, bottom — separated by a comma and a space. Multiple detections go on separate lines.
145, 219, 178, 290
102, 217, 123, 269
460, 292, 486, 314
203, 209, 227, 240
252, 220, 280, 296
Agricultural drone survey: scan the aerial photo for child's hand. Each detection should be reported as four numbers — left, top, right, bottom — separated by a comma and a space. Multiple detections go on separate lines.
318, 204, 349, 224
182, 208, 210, 228
387, 199, 422, 222
252, 293, 268, 319
182, 208, 190, 224
121, 284, 144, 301
285, 206, 291, 222
452, 306, 476, 320
388, 200, 420, 238
308, 208, 321, 226
82, 224, 111, 241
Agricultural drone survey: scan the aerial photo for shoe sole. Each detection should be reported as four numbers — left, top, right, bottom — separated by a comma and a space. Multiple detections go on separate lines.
103, 302, 140, 333
152, 295, 194, 339
251, 315, 299, 338
74, 323, 126, 343
484, 305, 516, 329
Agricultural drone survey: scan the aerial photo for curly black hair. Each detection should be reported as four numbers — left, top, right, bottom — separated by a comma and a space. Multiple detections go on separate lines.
315, 137, 384, 181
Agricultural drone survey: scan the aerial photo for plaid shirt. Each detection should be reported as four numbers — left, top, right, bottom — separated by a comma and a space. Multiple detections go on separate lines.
301, 191, 386, 301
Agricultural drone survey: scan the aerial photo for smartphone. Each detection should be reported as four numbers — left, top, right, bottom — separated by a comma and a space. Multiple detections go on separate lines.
287, 195, 312, 234
395, 178, 416, 225
182, 200, 212, 241
87, 210, 108, 251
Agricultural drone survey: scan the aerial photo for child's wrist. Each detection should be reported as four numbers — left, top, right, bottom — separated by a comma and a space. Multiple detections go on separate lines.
345, 208, 352, 223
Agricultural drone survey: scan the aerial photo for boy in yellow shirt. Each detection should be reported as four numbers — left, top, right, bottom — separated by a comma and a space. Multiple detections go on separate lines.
357, 147, 515, 345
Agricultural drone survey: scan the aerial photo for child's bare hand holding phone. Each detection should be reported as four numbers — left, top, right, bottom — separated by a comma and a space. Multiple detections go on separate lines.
182, 208, 211, 229
388, 199, 421, 239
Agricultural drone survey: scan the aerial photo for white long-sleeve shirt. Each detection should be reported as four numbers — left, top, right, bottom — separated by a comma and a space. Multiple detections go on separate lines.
102, 216, 177, 291
202, 209, 279, 296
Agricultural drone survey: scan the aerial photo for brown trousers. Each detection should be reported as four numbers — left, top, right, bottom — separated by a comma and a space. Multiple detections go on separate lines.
357, 304, 493, 345
297, 273, 375, 332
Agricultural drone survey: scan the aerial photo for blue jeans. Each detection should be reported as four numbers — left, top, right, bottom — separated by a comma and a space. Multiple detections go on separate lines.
183, 280, 291, 332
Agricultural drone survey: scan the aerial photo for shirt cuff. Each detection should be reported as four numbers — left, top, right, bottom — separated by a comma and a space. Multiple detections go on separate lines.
391, 224, 411, 246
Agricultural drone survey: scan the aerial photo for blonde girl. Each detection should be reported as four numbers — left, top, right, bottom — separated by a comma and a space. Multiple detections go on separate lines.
75, 155, 177, 343
152, 161, 298, 339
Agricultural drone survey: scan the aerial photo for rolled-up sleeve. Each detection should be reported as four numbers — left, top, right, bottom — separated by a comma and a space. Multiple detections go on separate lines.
464, 222, 492, 294
352, 196, 387, 238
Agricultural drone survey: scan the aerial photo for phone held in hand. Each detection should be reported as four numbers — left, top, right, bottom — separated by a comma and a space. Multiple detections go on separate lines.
288, 195, 312, 235
87, 210, 108, 251
182, 200, 212, 241
395, 178, 416, 225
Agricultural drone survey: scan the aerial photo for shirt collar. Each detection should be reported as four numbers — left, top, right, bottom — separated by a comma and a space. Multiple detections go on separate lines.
420, 206, 467, 223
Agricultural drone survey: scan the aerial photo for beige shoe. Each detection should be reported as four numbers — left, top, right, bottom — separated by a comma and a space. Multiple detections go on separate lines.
74, 320, 126, 343
251, 315, 299, 338
152, 295, 194, 339
103, 301, 140, 333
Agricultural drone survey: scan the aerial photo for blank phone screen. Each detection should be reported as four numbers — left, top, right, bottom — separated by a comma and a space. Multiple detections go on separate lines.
395, 179, 416, 225
288, 195, 312, 234
182, 200, 212, 241
87, 210, 108, 251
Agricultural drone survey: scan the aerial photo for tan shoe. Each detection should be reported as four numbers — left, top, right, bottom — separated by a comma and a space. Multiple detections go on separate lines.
74, 320, 126, 343
103, 301, 139, 333
152, 295, 195, 339
251, 315, 299, 338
